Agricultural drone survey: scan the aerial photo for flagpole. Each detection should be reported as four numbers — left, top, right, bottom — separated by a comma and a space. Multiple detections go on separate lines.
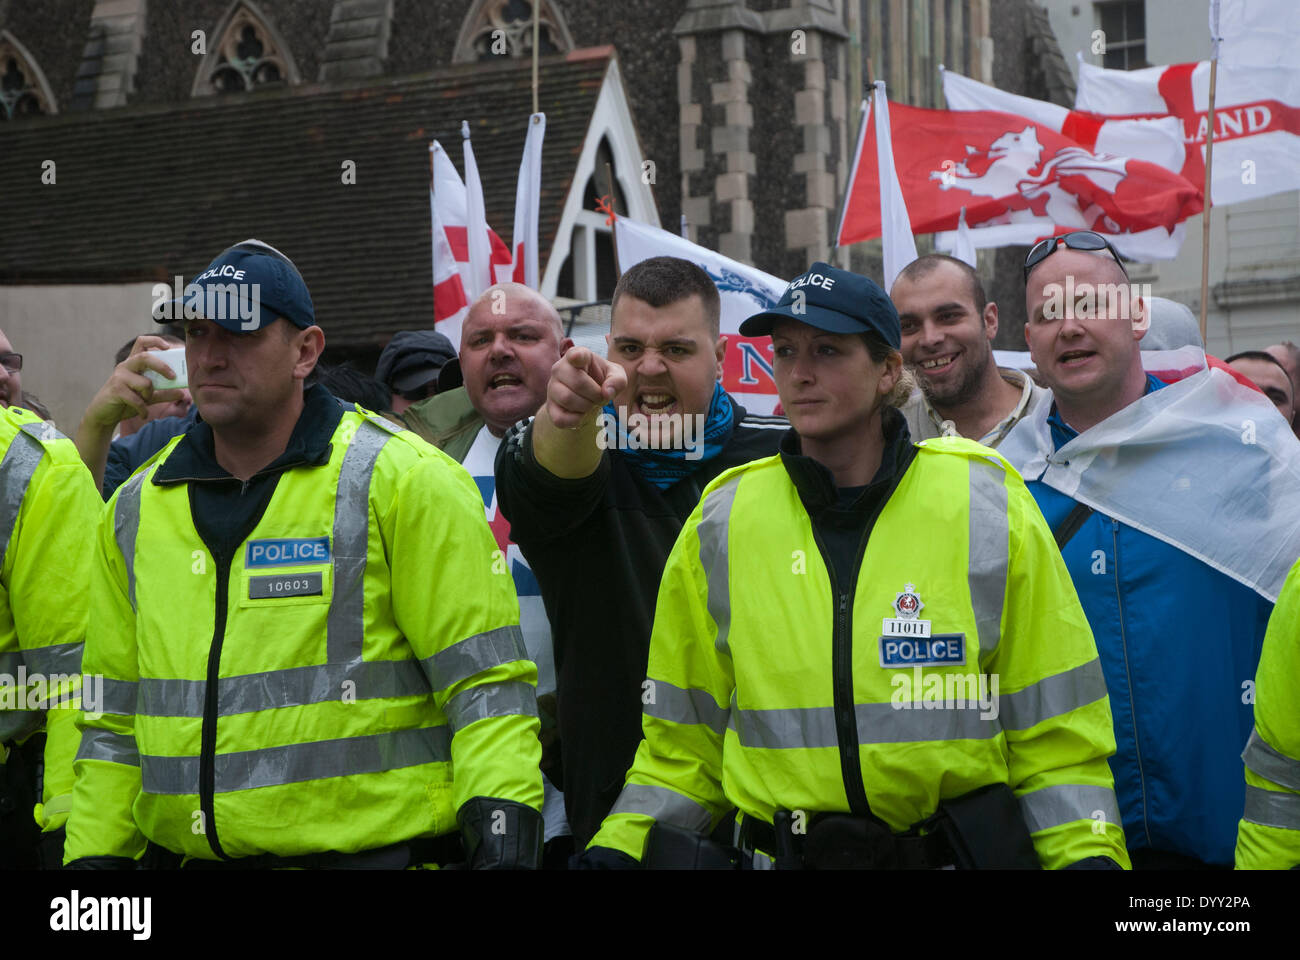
532, 1, 540, 116
603, 161, 622, 282
1200, 4, 1220, 344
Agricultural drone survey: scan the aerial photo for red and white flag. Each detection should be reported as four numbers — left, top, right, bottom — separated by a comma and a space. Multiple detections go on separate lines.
836, 99, 1204, 260
866, 83, 918, 290
461, 121, 514, 295
1075, 59, 1300, 206
429, 138, 513, 349
614, 217, 787, 416
511, 113, 546, 289
941, 69, 1185, 174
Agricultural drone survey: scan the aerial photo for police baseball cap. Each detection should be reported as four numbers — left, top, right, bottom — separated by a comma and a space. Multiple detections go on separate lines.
375, 330, 456, 393
739, 261, 901, 349
156, 239, 315, 333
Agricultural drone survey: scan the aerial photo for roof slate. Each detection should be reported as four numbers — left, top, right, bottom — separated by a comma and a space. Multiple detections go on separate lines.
2, 48, 611, 349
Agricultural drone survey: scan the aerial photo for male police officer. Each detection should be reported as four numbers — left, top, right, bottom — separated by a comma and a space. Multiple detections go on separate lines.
0, 326, 102, 868
65, 240, 544, 868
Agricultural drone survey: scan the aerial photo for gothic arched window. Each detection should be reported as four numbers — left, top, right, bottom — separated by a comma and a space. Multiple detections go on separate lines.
453, 0, 575, 64
192, 0, 301, 97
0, 32, 57, 120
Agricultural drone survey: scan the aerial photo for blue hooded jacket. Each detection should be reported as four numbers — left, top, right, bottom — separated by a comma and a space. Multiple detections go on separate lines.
1027, 376, 1270, 865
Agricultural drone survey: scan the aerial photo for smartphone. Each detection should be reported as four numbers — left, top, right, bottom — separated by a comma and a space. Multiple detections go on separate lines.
143, 347, 188, 390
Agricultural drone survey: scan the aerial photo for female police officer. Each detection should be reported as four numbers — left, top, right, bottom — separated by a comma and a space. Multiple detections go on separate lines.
583, 262, 1129, 869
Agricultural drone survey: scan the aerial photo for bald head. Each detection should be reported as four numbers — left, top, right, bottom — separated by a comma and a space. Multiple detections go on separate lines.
464, 283, 563, 348
460, 283, 571, 436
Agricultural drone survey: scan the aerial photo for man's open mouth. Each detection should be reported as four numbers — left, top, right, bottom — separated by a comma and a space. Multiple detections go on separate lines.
1058, 350, 1096, 366
636, 391, 677, 414
919, 353, 958, 372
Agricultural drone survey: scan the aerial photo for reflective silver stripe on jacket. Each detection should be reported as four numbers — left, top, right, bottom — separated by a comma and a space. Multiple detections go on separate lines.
607, 783, 713, 833
1242, 784, 1300, 830
327, 421, 393, 663
423, 626, 528, 692
134, 659, 432, 718
695, 476, 742, 656
1243, 730, 1300, 791
0, 425, 45, 569
967, 457, 1009, 660
443, 679, 538, 734
729, 699, 1000, 750
114, 472, 146, 611
999, 658, 1109, 732
140, 726, 451, 795
643, 677, 729, 737
99, 678, 139, 717
76, 728, 140, 767
1019, 783, 1120, 834
23, 641, 84, 678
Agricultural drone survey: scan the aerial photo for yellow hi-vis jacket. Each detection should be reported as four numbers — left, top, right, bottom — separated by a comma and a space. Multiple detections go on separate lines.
0, 409, 99, 835
1236, 557, 1300, 869
65, 409, 542, 862
591, 437, 1130, 869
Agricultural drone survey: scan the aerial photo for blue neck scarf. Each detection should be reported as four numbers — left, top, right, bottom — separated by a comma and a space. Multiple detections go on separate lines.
603, 382, 736, 489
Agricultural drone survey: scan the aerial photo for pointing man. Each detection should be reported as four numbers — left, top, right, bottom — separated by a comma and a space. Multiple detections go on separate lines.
494, 257, 785, 849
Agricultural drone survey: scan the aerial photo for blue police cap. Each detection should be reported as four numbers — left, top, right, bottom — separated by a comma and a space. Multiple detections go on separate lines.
739, 261, 900, 349
156, 239, 315, 333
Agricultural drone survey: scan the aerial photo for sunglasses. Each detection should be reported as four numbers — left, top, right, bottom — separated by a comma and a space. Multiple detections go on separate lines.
1023, 231, 1128, 283
0, 353, 22, 374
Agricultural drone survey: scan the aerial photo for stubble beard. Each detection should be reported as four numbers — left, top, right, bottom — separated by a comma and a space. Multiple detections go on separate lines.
917, 345, 993, 412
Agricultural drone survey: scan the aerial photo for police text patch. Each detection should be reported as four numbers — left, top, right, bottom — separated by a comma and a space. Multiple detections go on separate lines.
249, 573, 324, 599
245, 537, 330, 568
879, 634, 966, 668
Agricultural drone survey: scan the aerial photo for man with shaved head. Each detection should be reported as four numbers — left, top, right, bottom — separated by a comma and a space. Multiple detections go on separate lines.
1009, 231, 1275, 870
403, 282, 575, 864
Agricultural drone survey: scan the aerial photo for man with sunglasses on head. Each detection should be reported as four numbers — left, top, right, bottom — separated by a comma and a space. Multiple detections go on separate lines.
1001, 230, 1283, 869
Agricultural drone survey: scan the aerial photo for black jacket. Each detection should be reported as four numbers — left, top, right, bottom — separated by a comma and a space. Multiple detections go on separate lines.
494, 403, 786, 848
778, 406, 917, 592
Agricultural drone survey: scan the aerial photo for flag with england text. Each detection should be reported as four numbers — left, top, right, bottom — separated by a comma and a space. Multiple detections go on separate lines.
614, 218, 787, 416
1074, 60, 1300, 206
836, 100, 1203, 261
